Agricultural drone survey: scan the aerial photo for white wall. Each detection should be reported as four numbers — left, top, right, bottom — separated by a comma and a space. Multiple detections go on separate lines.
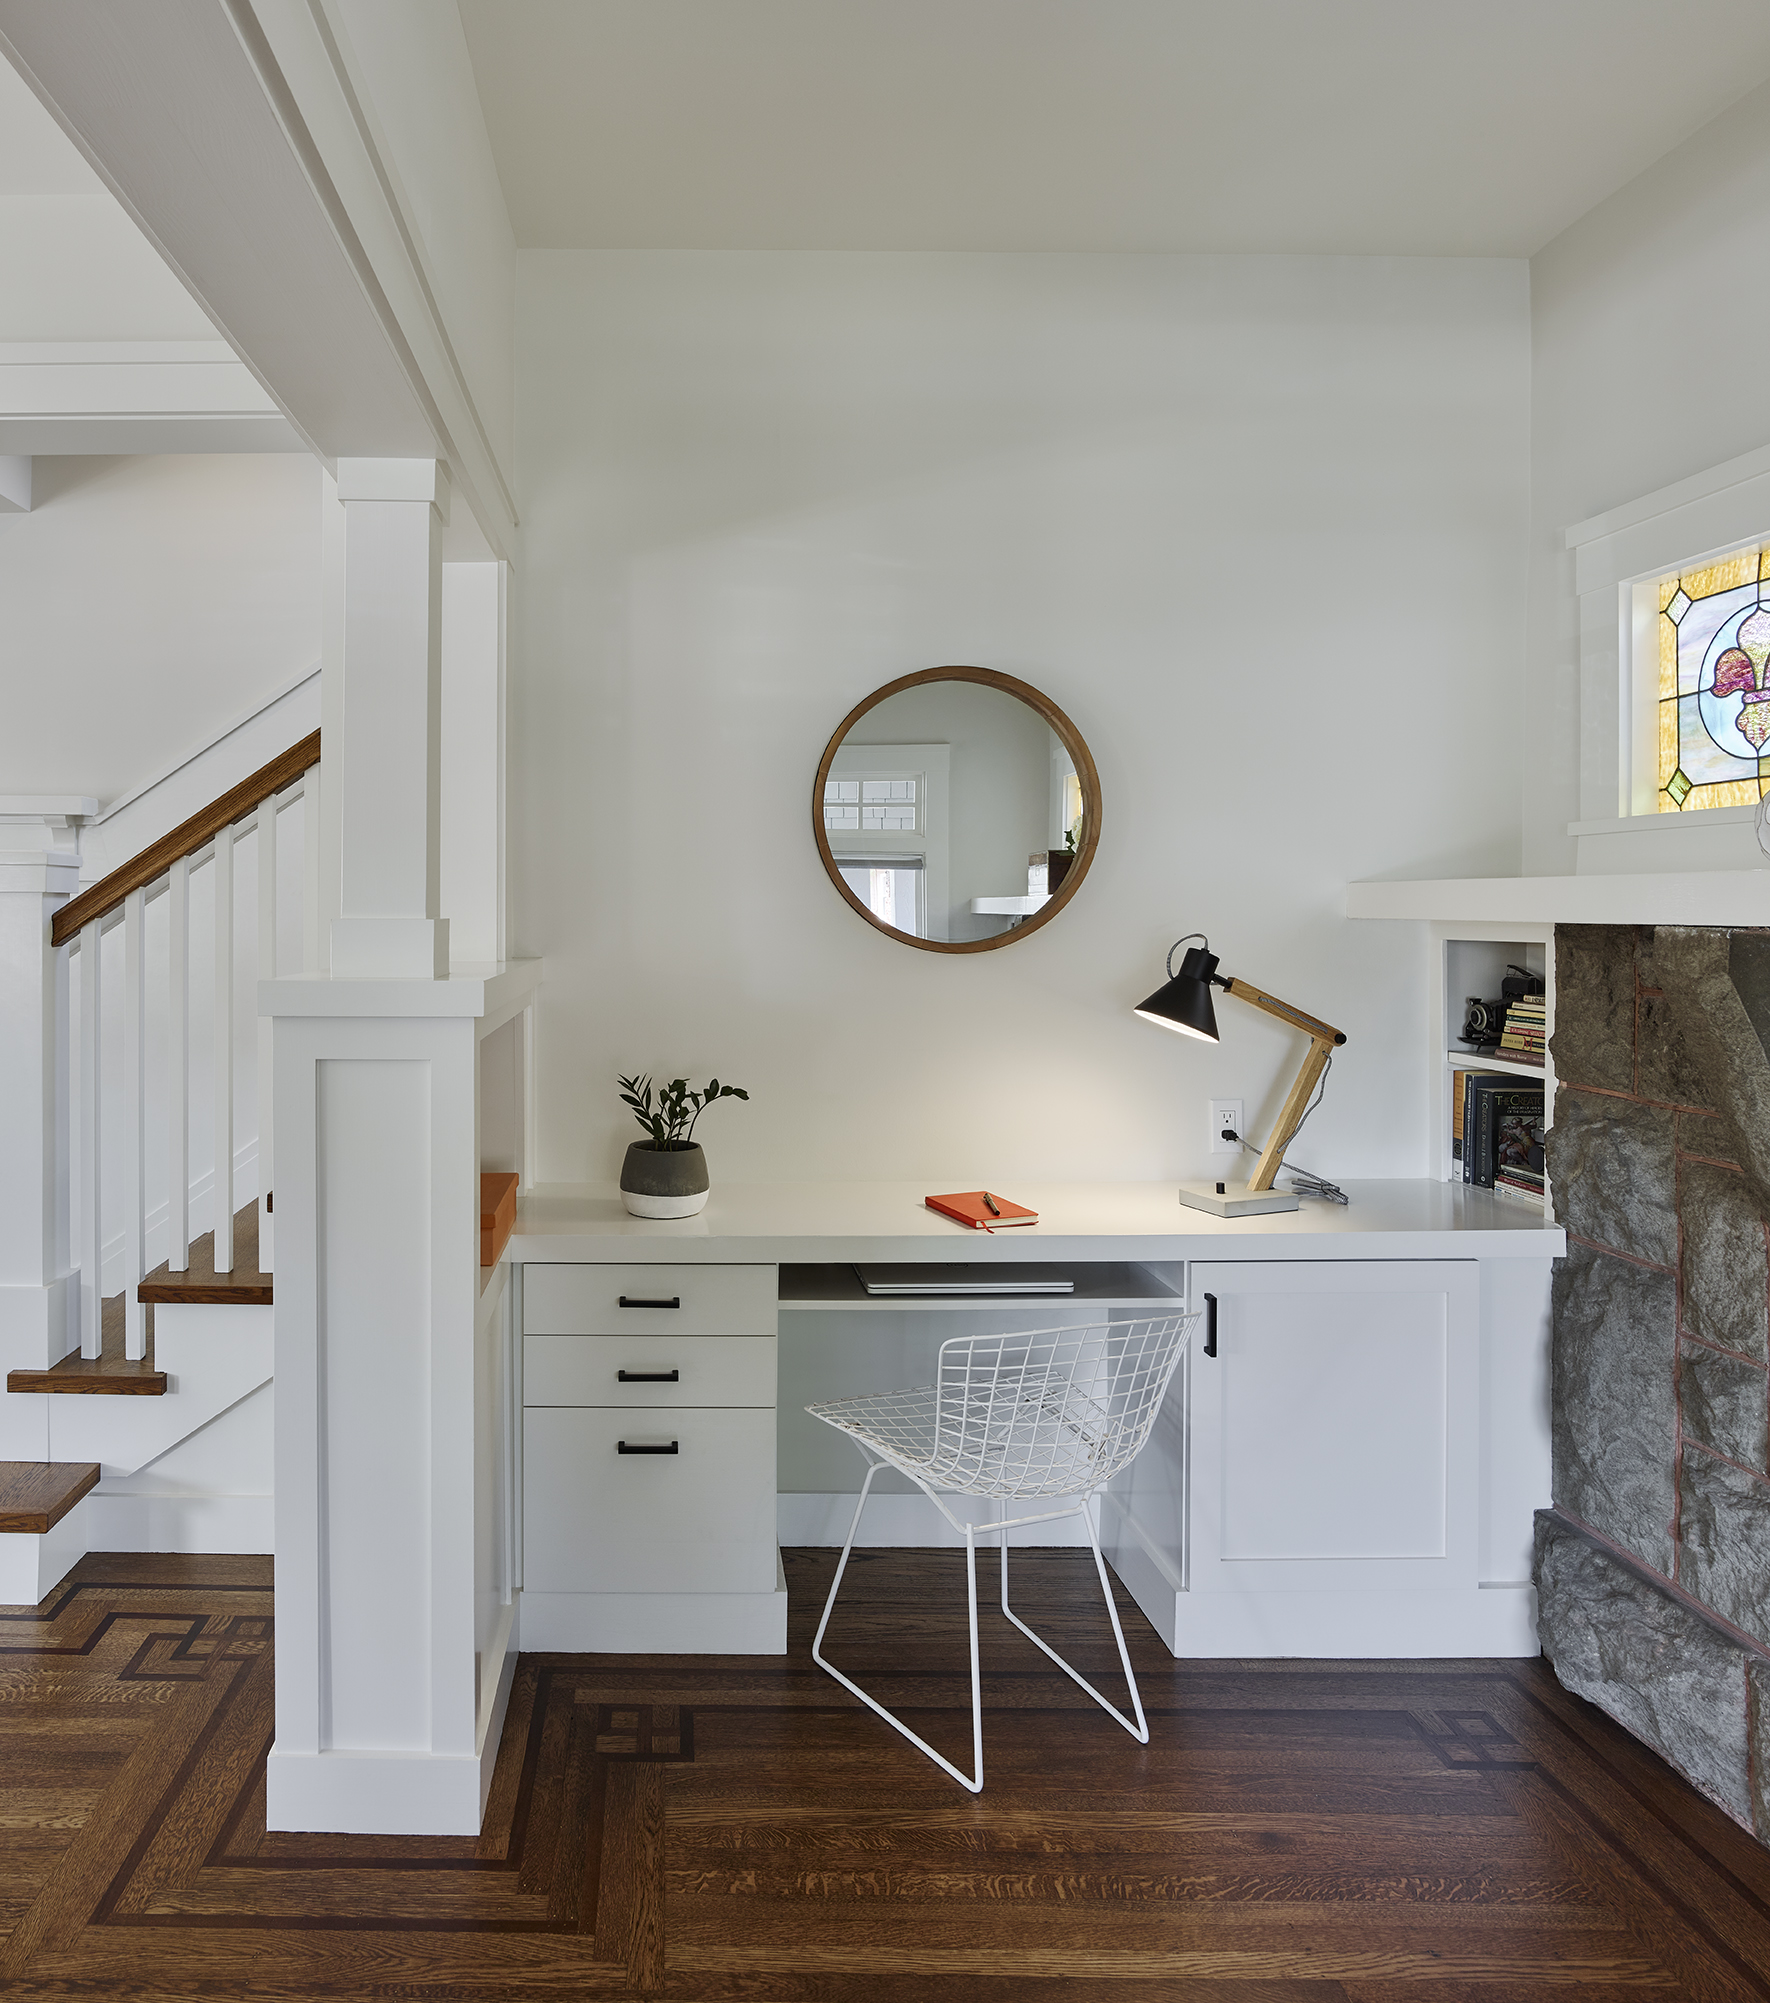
0, 454, 321, 802
1526, 76, 1770, 872
514, 251, 1531, 1187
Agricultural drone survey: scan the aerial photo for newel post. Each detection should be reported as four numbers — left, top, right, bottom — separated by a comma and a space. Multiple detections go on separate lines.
266, 459, 513, 1839
0, 800, 90, 1455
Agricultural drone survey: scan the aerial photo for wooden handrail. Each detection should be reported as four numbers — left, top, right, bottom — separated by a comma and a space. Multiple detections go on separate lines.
51, 731, 320, 948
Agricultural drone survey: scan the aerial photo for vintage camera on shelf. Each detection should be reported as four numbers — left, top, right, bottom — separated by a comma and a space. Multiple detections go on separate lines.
1501, 964, 1545, 1002
1462, 997, 1506, 1047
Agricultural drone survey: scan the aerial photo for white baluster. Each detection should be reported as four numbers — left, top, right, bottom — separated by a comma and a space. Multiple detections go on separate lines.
257, 793, 277, 1272
78, 918, 101, 1359
302, 765, 322, 973
122, 887, 147, 1360
167, 854, 190, 1271
213, 827, 235, 1273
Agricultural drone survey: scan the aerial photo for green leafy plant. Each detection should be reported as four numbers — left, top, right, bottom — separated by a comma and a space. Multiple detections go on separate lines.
618, 1073, 750, 1152
1064, 807, 1084, 854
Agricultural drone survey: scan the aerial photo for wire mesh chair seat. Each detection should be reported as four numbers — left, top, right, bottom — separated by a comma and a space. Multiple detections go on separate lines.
807, 1311, 1197, 1793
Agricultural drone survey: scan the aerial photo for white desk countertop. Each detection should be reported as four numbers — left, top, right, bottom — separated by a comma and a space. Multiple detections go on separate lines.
507, 1180, 1565, 1266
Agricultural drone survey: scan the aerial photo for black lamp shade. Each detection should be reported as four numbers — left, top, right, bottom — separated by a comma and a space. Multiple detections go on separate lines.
1134, 944, 1221, 1042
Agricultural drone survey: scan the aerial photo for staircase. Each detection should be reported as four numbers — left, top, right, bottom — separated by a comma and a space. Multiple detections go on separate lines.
0, 738, 315, 1603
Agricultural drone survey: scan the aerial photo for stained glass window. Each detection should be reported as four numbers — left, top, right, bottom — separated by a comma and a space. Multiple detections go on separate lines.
1654, 543, 1770, 811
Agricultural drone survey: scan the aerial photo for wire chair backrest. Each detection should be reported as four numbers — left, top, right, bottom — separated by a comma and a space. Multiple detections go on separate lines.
925, 1313, 1197, 1500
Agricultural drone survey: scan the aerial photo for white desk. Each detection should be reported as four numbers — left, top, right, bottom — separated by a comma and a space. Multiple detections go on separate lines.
506, 1181, 1562, 1659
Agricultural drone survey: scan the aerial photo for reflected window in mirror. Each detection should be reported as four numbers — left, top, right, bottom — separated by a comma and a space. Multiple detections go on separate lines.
812, 668, 1100, 955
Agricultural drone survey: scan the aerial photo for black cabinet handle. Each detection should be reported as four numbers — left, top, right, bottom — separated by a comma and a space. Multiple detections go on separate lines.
1203, 1292, 1217, 1358
619, 1295, 680, 1309
617, 1369, 679, 1382
617, 1440, 679, 1455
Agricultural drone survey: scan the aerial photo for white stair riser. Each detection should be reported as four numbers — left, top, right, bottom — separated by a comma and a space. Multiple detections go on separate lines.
47, 1302, 271, 1475
0, 1500, 87, 1607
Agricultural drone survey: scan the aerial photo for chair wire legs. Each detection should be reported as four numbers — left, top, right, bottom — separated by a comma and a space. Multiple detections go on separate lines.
810, 1462, 1151, 1793
996, 1500, 1150, 1744
812, 1460, 986, 1793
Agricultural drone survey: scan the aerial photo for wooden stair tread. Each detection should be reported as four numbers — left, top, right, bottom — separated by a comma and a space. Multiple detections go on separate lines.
6, 1294, 167, 1396
139, 1202, 271, 1305
0, 1462, 100, 1533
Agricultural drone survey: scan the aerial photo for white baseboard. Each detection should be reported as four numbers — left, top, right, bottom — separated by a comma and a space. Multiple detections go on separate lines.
84, 1491, 272, 1554
1100, 1493, 1539, 1657
265, 1747, 486, 1837
779, 1491, 1092, 1548
477, 1604, 520, 1821
521, 1551, 789, 1653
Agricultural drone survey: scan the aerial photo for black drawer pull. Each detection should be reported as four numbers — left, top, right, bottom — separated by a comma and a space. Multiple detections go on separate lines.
1203, 1292, 1217, 1358
618, 1369, 679, 1382
617, 1440, 679, 1455
619, 1295, 681, 1309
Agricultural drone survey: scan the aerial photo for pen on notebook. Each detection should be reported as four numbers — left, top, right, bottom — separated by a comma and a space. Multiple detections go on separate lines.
982, 1192, 1001, 1216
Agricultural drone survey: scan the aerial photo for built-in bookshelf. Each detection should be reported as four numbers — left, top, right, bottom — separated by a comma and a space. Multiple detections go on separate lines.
1433, 928, 1554, 1215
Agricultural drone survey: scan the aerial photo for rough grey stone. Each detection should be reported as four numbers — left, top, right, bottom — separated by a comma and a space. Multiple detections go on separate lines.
1552, 1241, 1678, 1575
1550, 925, 1638, 1093
1651, 926, 1770, 1220
1679, 1451, 1770, 1652
1728, 933, 1770, 1070
1679, 1159, 1770, 1365
1535, 1510, 1753, 1827
1750, 1659, 1770, 1842
1638, 988, 1717, 1111
1678, 1108, 1740, 1166
1680, 1342, 1770, 1474
1546, 1089, 1678, 1269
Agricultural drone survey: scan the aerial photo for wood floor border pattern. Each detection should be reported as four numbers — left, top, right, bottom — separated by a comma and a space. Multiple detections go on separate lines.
3, 1551, 1770, 1998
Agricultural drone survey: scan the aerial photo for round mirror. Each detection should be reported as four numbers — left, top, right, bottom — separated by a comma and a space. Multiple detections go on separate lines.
812, 667, 1101, 953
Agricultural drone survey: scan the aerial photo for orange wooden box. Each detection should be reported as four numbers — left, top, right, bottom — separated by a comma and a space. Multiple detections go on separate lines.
481, 1171, 519, 1268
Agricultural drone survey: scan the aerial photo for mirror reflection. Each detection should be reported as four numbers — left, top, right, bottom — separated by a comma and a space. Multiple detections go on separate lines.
815, 672, 1096, 950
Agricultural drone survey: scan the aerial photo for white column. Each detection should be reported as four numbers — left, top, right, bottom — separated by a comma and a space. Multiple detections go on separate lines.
329, 459, 451, 981
266, 456, 527, 1836
0, 803, 87, 1454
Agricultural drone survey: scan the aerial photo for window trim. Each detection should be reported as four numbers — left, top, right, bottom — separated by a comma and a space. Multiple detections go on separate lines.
1568, 442, 1770, 830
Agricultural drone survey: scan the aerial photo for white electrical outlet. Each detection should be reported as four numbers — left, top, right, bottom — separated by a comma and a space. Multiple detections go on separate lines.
1209, 1099, 1244, 1157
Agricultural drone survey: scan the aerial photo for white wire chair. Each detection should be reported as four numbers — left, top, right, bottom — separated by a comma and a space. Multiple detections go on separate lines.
806, 1311, 1197, 1793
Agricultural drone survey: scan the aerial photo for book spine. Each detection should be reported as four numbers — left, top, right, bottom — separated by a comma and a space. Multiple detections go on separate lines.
1474, 1084, 1495, 1189
1462, 1071, 1473, 1184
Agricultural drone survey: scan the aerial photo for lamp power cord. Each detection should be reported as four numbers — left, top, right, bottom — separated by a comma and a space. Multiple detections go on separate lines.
1218, 1054, 1348, 1205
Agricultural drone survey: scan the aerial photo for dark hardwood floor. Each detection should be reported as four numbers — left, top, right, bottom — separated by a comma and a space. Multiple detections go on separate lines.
2, 1548, 1769, 1997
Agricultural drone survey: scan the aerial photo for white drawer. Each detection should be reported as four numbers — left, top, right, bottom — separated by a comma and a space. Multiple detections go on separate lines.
522, 1406, 777, 1594
524, 1334, 775, 1408
522, 1262, 776, 1337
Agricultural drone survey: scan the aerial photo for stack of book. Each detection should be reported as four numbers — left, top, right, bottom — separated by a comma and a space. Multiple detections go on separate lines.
1498, 993, 1546, 1067
1451, 1070, 1546, 1203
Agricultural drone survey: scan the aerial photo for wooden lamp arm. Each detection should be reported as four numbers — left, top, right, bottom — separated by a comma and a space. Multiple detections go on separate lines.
1223, 977, 1345, 1049
1220, 980, 1347, 1195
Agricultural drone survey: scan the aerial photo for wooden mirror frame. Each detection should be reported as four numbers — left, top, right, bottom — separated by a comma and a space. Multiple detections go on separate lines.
812, 666, 1102, 955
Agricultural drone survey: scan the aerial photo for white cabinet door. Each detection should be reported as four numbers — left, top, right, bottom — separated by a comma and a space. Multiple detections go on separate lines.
1186, 1261, 1480, 1596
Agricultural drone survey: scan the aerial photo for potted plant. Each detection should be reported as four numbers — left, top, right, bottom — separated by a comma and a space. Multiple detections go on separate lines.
616, 1072, 750, 1218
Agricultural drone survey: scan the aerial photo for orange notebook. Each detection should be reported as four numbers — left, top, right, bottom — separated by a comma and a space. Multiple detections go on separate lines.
926, 1190, 1038, 1232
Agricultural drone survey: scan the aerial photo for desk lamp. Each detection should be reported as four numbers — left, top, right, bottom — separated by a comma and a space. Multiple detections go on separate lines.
1135, 935, 1347, 1217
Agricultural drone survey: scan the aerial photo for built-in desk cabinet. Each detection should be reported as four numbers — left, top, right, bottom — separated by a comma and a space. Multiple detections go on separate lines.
507, 1187, 1554, 1660
518, 1263, 788, 1652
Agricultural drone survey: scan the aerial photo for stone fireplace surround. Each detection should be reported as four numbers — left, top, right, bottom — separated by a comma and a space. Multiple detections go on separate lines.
1539, 923, 1770, 1840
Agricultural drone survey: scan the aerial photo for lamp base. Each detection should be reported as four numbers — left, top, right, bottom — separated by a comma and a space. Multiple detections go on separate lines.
1177, 1180, 1300, 1218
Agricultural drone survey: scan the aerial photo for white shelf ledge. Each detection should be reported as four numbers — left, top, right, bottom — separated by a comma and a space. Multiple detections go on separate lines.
1445, 1050, 1546, 1080
1347, 872, 1770, 927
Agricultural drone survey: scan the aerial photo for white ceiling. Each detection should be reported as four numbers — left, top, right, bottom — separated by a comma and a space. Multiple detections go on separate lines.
458, 0, 1770, 256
